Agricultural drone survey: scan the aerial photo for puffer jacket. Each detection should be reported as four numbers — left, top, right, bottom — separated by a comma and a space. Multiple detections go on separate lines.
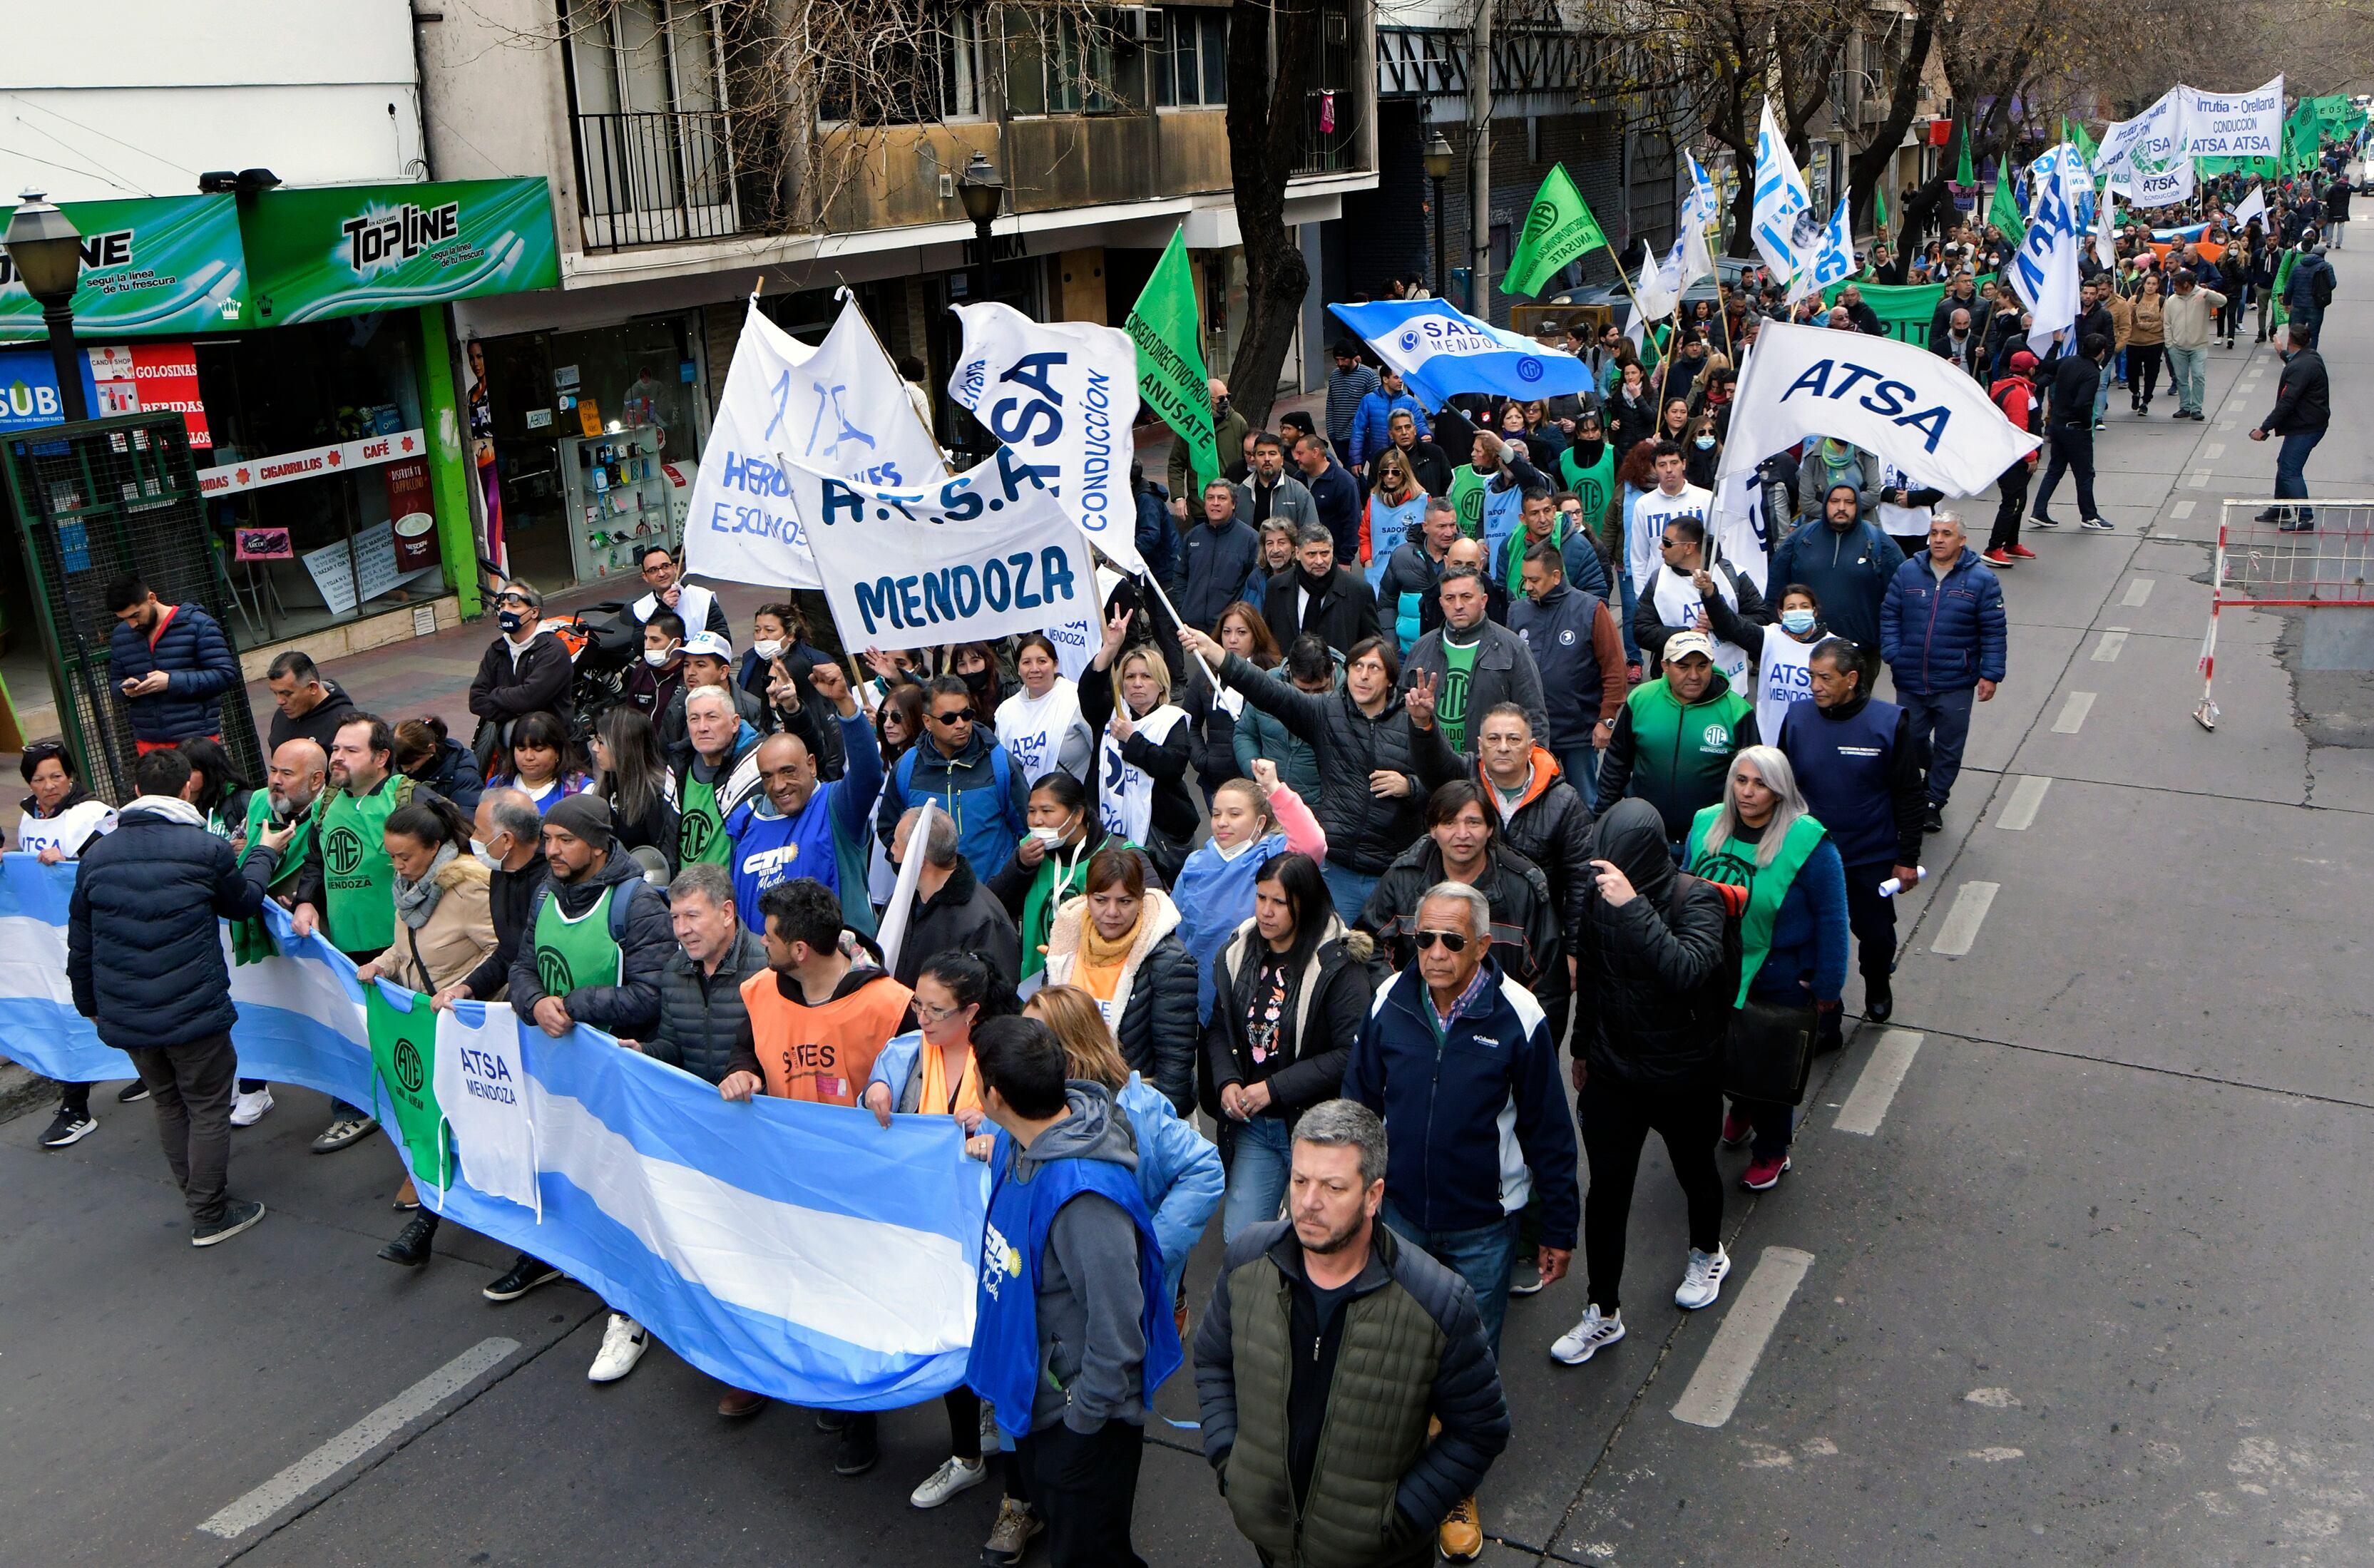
1043, 888, 1201, 1114
1217, 652, 1460, 876
106, 603, 241, 745
1479, 748, 1596, 931
1879, 545, 2007, 696
1568, 800, 1741, 1089
1195, 1220, 1509, 1568
1400, 619, 1550, 761
877, 724, 1031, 882
1346, 386, 1431, 471
507, 850, 672, 1039
1202, 916, 1376, 1122
406, 737, 486, 814
1358, 838, 1565, 1009
646, 926, 767, 1084
67, 798, 275, 1050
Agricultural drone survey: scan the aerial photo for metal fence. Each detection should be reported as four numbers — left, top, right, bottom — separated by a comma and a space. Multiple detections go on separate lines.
2194, 498, 2374, 730
575, 109, 743, 250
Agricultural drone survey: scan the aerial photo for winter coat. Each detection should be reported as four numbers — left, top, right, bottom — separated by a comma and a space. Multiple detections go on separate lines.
1375, 540, 1446, 654
1231, 662, 1330, 799
890, 856, 1023, 990
1794, 446, 1884, 521
1478, 748, 1596, 931
646, 926, 769, 1085
361, 856, 496, 993
1202, 916, 1376, 1122
1346, 388, 1431, 471
1594, 670, 1759, 844
1567, 799, 1741, 1090
507, 851, 672, 1039
2127, 292, 2166, 346
67, 799, 274, 1050
1170, 405, 1252, 501
1264, 564, 1383, 657
1216, 651, 1462, 876
405, 737, 486, 814
1880, 545, 2007, 695
106, 603, 241, 746
1767, 516, 1900, 654
2263, 347, 2330, 434
467, 631, 575, 754
1177, 515, 1266, 632
1398, 619, 1549, 761
267, 681, 357, 754
1358, 838, 1565, 1009
1043, 889, 1202, 1114
875, 726, 1029, 882
1234, 474, 1316, 536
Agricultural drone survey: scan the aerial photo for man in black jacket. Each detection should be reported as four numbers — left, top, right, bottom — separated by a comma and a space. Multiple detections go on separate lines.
1263, 523, 1382, 657
438, 788, 548, 1009
467, 580, 575, 766
2249, 324, 2330, 530
68, 747, 284, 1246
1177, 480, 1264, 631
1358, 779, 1566, 1028
264, 651, 357, 753
887, 805, 1021, 987
1195, 1100, 1509, 1568
2030, 334, 2112, 531
1294, 431, 1364, 565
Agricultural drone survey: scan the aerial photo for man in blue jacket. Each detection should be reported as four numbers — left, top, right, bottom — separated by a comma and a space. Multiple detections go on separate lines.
1293, 431, 1365, 565
106, 574, 242, 750
1879, 513, 2006, 834
876, 675, 1030, 881
1345, 367, 1431, 478
68, 747, 285, 1246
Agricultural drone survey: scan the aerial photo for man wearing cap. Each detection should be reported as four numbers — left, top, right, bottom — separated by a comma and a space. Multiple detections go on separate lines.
627, 545, 730, 640
1595, 627, 1756, 851
468, 578, 574, 769
481, 791, 673, 1303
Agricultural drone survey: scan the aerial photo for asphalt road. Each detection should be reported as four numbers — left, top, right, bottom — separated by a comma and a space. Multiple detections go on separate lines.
4, 237, 2370, 1568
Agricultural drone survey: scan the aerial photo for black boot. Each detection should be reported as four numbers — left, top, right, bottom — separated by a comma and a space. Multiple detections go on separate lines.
1865, 979, 1894, 1024
379, 1211, 439, 1267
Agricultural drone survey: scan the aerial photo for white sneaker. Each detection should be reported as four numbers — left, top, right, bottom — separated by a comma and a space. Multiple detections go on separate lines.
588, 1313, 648, 1382
909, 1455, 988, 1509
230, 1088, 275, 1127
1550, 1304, 1625, 1364
1674, 1246, 1731, 1310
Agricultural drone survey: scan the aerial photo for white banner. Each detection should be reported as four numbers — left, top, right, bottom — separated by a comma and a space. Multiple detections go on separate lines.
683, 298, 948, 590
788, 446, 1101, 649
946, 302, 1145, 575
2099, 88, 2194, 208
1712, 321, 2041, 514
2184, 76, 2283, 160
1751, 99, 1817, 297
1803, 195, 1857, 294
2232, 183, 2267, 234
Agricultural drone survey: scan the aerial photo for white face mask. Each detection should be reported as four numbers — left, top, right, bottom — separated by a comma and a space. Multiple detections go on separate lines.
644, 647, 676, 669
752, 639, 784, 662
1028, 826, 1067, 848
470, 836, 502, 869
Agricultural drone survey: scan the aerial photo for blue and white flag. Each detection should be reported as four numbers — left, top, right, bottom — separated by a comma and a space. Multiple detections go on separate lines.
1680, 153, 1722, 291
1329, 299, 1593, 409
1751, 99, 1817, 297
1803, 196, 1858, 294
2010, 143, 2085, 349
0, 856, 986, 1412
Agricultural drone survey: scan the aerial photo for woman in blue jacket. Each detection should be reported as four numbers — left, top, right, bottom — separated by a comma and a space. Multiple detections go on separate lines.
1683, 746, 1847, 1193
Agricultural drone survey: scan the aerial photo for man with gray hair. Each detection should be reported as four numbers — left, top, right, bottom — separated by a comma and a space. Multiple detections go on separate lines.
1262, 519, 1381, 657
887, 803, 1020, 989
1194, 1097, 1512, 1567
1342, 881, 1577, 1562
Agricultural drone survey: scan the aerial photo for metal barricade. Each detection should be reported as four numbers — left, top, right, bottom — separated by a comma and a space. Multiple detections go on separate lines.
2195, 498, 2374, 730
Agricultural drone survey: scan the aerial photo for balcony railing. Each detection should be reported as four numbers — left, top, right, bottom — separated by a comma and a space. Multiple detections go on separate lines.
575, 109, 745, 251
1296, 88, 1361, 176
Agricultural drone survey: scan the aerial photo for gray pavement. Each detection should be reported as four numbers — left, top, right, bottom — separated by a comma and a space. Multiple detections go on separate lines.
5, 235, 2371, 1566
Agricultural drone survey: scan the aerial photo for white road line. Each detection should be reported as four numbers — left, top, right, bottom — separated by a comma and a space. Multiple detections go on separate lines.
1996, 774, 2052, 831
2091, 630, 2127, 662
1931, 882, 2000, 957
1671, 1247, 1816, 1429
2170, 499, 2196, 519
2218, 420, 2236, 431
2204, 443, 2225, 460
2122, 577, 2155, 607
199, 1338, 520, 1538
1834, 1030, 1925, 1134
2186, 471, 2210, 488
2052, 691, 2096, 733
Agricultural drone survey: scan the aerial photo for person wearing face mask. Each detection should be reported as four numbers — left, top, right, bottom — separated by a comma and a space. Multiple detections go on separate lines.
1170, 377, 1249, 502
723, 661, 881, 938
1709, 583, 1831, 744
467, 580, 573, 771
990, 771, 1154, 985
625, 609, 687, 719
431, 788, 548, 1016
1557, 409, 1617, 543
740, 603, 846, 780
1171, 759, 1326, 1028
658, 630, 767, 752
1681, 412, 1721, 491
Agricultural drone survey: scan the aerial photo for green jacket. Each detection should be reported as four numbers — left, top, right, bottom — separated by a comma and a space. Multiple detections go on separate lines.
1596, 672, 1756, 842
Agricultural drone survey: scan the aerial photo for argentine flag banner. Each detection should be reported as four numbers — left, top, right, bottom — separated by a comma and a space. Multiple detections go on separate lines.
1330, 299, 1594, 410
0, 854, 985, 1410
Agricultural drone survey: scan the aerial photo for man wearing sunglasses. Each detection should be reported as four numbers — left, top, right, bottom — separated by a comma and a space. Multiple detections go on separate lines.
466, 579, 573, 770
875, 675, 1030, 882
1343, 879, 1577, 1563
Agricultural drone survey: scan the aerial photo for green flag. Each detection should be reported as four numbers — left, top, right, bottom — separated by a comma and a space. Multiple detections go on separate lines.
1125, 230, 1219, 498
1956, 125, 1975, 186
2065, 118, 2098, 166
1874, 178, 1890, 232
1988, 170, 2025, 244
1502, 163, 1611, 299
366, 985, 449, 1189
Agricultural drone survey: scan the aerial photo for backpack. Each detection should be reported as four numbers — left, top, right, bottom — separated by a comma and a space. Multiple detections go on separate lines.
2312, 263, 2335, 310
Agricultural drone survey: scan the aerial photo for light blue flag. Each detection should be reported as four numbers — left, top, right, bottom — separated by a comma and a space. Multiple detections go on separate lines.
1804, 196, 1857, 292
1329, 299, 1595, 409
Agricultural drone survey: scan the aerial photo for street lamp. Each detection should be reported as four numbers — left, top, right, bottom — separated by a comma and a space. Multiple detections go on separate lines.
1421, 133, 1455, 300
4, 192, 87, 422
958, 152, 1006, 305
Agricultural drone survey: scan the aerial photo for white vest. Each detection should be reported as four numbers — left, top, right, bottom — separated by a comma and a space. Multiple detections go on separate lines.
1098, 704, 1188, 844
634, 581, 717, 635
1756, 631, 1818, 744
14, 799, 114, 859
431, 1003, 540, 1216
996, 680, 1090, 784
1651, 563, 1751, 685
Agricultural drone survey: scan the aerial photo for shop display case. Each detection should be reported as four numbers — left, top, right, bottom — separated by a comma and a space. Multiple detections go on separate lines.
560, 425, 675, 582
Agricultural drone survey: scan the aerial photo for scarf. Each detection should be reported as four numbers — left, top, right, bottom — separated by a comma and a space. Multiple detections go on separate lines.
1020, 829, 1102, 979
918, 1035, 985, 1120
393, 843, 461, 929
1075, 912, 1144, 1002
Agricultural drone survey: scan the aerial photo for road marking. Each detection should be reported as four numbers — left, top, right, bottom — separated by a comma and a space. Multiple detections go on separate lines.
2122, 577, 2155, 607
2218, 420, 2236, 431
2170, 499, 2196, 519
199, 1338, 520, 1537
2204, 443, 2225, 459
1931, 882, 2000, 957
2186, 471, 2210, 488
2052, 691, 2096, 733
1835, 1030, 1925, 1135
2092, 630, 2127, 662
1670, 1247, 1816, 1429
1996, 774, 2052, 830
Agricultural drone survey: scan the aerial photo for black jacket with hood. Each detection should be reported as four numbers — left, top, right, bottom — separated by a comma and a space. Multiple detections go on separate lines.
1567, 799, 1741, 1089
507, 846, 672, 1039
1201, 914, 1376, 1122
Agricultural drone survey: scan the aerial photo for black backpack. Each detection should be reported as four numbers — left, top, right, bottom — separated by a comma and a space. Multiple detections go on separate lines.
2312, 262, 2335, 310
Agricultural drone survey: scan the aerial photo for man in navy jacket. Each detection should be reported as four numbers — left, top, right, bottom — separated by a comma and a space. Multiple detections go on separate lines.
1293, 431, 1365, 566
68, 747, 285, 1246
106, 574, 242, 749
1879, 513, 2006, 833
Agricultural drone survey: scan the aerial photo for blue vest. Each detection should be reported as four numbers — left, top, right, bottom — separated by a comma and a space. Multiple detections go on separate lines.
968, 1134, 1184, 1440
1779, 697, 1901, 868
1170, 831, 1286, 1023
725, 791, 841, 931
1478, 483, 1525, 569
1363, 495, 1428, 591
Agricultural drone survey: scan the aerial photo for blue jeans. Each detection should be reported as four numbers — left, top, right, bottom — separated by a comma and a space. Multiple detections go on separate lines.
1219, 1114, 1293, 1244
2276, 429, 2325, 520
1321, 862, 1379, 927
2164, 343, 2206, 414
1381, 1198, 1521, 1358
1900, 685, 1976, 809
1555, 744, 1600, 811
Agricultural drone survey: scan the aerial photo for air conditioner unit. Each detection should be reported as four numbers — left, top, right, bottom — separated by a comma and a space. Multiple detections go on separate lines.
1116, 6, 1164, 43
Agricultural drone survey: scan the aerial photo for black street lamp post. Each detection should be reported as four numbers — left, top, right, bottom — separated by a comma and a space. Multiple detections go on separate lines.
1422, 134, 1455, 301
5, 193, 87, 422
958, 152, 1006, 306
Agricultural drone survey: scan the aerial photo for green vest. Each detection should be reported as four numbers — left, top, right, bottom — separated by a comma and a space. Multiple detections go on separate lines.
230, 789, 315, 965
1559, 443, 1616, 534
1685, 806, 1828, 1005
365, 985, 449, 1187
321, 780, 404, 955
680, 775, 730, 866
1438, 636, 1480, 753
1448, 464, 1488, 539
1622, 676, 1752, 841
534, 883, 621, 1001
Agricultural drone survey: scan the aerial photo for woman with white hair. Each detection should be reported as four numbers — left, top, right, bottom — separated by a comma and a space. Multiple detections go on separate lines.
1682, 745, 1847, 1192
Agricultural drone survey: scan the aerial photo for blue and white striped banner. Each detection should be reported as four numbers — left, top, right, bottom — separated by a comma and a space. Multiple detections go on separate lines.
0, 854, 986, 1410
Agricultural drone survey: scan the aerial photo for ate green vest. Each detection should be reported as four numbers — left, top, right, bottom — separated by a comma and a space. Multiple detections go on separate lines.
365, 985, 449, 1188
1448, 464, 1488, 539
1622, 676, 1751, 841
320, 779, 408, 956
534, 883, 621, 1001
680, 775, 731, 866
1685, 806, 1828, 1005
230, 789, 316, 965
1560, 443, 1616, 533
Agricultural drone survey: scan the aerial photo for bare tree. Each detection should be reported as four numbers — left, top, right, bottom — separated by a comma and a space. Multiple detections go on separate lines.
1846, 0, 1941, 232
1222, 0, 1324, 431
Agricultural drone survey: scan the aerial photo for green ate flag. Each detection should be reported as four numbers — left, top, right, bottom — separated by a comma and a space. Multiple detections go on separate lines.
1125, 229, 1220, 497
366, 985, 450, 1189
1503, 164, 1611, 299
1820, 274, 1997, 344
1874, 178, 1890, 232
1988, 172, 2025, 244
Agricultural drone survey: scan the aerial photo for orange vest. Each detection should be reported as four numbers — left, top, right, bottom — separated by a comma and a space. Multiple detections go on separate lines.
739, 967, 912, 1107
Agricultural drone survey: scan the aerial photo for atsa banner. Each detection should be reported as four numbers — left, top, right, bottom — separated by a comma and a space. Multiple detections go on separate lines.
241, 178, 560, 325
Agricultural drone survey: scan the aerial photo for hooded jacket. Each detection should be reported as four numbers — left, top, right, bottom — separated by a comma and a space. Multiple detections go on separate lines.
879, 722, 1030, 881
106, 603, 241, 747
1476, 748, 1596, 932
1358, 838, 1566, 1009
1766, 514, 1900, 652
1567, 799, 1741, 1088
1880, 545, 2007, 695
467, 630, 575, 751
1045, 888, 1201, 1113
1202, 916, 1376, 1122
507, 846, 672, 1038
406, 736, 486, 814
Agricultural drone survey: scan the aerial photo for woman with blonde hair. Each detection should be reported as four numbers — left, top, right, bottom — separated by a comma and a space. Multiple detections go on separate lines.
1079, 608, 1196, 883
1360, 447, 1431, 589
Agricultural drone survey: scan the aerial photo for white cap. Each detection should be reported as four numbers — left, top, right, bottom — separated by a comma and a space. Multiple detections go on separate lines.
682, 630, 733, 661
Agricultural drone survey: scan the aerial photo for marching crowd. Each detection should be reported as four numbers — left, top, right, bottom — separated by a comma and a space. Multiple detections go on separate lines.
10, 131, 2355, 1568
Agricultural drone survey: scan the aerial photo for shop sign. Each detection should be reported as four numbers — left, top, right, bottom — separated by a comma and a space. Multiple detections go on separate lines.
0, 347, 99, 434
0, 194, 247, 337
88, 343, 211, 448
196, 428, 426, 498
243, 178, 561, 325
301, 520, 421, 618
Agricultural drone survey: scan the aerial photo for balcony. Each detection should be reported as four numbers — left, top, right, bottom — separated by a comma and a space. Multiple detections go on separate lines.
574, 109, 747, 251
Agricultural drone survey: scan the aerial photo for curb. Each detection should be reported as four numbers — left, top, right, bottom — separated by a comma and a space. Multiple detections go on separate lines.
0, 1058, 55, 1124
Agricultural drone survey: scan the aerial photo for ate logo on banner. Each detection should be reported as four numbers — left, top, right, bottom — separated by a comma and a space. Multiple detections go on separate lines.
325, 826, 365, 877
392, 1033, 427, 1095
